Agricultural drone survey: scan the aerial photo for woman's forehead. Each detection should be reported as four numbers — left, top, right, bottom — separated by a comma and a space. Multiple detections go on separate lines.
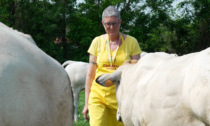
104, 16, 119, 22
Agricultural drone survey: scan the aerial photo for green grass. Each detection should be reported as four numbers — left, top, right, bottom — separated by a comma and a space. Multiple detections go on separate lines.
74, 90, 90, 126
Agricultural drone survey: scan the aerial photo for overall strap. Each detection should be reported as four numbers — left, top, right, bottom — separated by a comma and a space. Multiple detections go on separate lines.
106, 33, 122, 67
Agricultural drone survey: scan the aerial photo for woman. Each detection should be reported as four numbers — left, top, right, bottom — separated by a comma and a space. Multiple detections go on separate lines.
83, 5, 142, 126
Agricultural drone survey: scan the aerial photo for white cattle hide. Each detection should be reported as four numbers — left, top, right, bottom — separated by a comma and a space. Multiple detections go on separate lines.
96, 49, 210, 126
0, 22, 73, 126
62, 60, 88, 121
140, 51, 148, 57
140, 51, 177, 58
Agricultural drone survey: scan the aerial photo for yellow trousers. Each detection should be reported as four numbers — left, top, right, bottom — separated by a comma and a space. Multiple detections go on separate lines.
88, 83, 124, 126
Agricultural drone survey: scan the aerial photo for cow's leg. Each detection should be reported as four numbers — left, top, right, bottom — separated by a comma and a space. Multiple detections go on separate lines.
73, 89, 80, 122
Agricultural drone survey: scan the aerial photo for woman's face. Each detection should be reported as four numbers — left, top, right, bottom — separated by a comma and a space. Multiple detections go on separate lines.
102, 16, 122, 38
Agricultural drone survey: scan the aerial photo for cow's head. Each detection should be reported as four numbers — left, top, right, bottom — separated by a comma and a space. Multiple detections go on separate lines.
96, 69, 121, 87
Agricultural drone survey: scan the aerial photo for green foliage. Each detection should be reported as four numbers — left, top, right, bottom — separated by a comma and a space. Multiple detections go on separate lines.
170, 18, 197, 55
0, 0, 15, 26
145, 24, 176, 52
1, 0, 209, 63
174, 0, 210, 54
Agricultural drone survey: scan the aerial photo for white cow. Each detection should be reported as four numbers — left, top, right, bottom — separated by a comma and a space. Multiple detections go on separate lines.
62, 60, 88, 121
96, 49, 210, 126
0, 22, 74, 126
140, 51, 148, 57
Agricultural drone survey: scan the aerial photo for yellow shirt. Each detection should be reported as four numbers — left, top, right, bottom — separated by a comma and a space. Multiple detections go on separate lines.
88, 34, 141, 76
87, 34, 141, 110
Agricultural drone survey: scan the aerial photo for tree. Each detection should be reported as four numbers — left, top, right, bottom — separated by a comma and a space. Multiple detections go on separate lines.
0, 0, 16, 26
1, 0, 209, 63
175, 0, 210, 53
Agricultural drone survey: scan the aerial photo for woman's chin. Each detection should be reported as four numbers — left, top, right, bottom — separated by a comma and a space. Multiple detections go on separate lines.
109, 32, 118, 36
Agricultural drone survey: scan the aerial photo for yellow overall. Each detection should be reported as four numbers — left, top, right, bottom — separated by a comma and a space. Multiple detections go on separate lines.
88, 35, 126, 126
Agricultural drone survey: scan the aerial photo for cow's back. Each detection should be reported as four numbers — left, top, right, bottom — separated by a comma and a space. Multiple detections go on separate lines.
118, 50, 210, 125
0, 22, 73, 126
65, 61, 88, 89
143, 49, 210, 125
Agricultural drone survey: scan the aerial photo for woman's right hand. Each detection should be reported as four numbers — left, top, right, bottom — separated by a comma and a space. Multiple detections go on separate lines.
82, 104, 89, 121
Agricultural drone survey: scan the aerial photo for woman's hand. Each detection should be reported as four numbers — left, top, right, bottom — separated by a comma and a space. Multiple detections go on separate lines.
82, 104, 89, 121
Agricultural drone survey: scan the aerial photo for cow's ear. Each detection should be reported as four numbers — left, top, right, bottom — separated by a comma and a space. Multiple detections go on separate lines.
96, 70, 122, 87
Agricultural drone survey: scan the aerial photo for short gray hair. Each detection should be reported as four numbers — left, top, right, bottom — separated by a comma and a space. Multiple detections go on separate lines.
102, 6, 121, 22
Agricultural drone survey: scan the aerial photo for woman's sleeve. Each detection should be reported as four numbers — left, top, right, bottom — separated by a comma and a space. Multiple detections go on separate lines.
87, 37, 99, 56
131, 38, 142, 56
